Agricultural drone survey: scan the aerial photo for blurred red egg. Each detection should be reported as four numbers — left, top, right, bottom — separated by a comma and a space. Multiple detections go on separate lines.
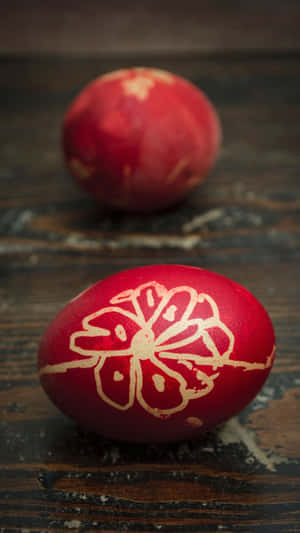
62, 67, 221, 211
38, 265, 275, 442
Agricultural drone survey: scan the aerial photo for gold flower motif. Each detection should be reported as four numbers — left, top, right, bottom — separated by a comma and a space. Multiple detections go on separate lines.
40, 281, 275, 419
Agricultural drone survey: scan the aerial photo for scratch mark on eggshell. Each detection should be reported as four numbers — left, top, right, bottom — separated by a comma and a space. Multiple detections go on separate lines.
100, 69, 127, 83
218, 418, 289, 472
182, 208, 225, 233
186, 416, 203, 428
122, 76, 155, 101
166, 158, 190, 184
184, 175, 201, 190
149, 68, 174, 84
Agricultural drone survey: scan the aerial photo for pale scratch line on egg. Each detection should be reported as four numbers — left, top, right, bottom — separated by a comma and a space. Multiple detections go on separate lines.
218, 418, 288, 472
122, 76, 155, 101
184, 176, 201, 190
149, 69, 174, 84
182, 208, 224, 233
166, 158, 190, 184
128, 67, 174, 84
100, 69, 127, 83
186, 416, 203, 428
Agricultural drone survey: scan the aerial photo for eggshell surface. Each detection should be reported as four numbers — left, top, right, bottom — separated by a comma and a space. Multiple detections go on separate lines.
38, 265, 275, 442
62, 67, 221, 211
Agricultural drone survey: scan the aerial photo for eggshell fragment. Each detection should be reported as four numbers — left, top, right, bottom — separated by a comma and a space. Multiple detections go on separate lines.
38, 265, 275, 442
63, 67, 221, 211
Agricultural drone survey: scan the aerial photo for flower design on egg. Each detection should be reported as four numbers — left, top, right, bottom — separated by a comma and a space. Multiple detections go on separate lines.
39, 282, 275, 418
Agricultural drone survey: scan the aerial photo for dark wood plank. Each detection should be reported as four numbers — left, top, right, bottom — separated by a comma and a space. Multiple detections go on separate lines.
1, 0, 300, 55
0, 55, 300, 532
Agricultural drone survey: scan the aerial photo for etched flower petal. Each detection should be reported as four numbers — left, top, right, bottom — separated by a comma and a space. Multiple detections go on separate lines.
156, 354, 219, 400
135, 357, 189, 417
133, 281, 168, 323
158, 318, 234, 367
110, 289, 135, 304
189, 293, 221, 321
70, 308, 140, 357
155, 319, 203, 352
148, 286, 198, 334
94, 355, 135, 410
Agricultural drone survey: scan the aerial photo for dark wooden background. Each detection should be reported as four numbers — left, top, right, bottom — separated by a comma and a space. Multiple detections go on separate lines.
1, 2, 300, 532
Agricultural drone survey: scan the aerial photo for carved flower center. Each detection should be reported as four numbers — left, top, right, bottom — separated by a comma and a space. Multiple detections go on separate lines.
131, 328, 155, 359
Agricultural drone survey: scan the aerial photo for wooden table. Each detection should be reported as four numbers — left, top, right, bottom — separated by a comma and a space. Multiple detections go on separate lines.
1, 53, 300, 532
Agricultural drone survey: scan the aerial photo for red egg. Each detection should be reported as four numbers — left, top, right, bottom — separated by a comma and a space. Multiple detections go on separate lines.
38, 265, 275, 442
62, 67, 221, 212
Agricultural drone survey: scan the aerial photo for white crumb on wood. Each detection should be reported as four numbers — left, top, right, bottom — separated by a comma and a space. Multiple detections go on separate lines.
64, 520, 81, 529
182, 208, 224, 233
0, 232, 203, 253
11, 209, 34, 232
64, 232, 202, 251
256, 395, 269, 402
110, 446, 120, 464
263, 386, 275, 395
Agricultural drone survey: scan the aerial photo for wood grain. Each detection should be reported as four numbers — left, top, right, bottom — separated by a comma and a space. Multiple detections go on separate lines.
1, 0, 300, 55
0, 53, 300, 532
249, 388, 300, 458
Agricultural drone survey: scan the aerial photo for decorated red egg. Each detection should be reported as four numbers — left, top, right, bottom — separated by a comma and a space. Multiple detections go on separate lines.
62, 67, 221, 212
38, 265, 275, 442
